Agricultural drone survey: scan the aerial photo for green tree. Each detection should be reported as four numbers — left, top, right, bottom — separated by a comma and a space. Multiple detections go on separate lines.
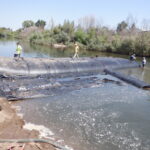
52, 25, 62, 34
54, 31, 70, 44
74, 28, 88, 44
135, 32, 150, 56
0, 27, 14, 38
62, 20, 75, 35
35, 20, 46, 29
22, 20, 34, 28
116, 21, 128, 33
118, 39, 135, 54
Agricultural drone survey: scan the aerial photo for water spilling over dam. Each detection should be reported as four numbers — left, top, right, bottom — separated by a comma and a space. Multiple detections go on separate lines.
0, 56, 142, 100
0, 57, 138, 76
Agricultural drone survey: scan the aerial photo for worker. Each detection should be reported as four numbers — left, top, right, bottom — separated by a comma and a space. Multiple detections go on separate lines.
130, 54, 136, 61
142, 57, 146, 67
73, 43, 79, 58
14, 42, 22, 60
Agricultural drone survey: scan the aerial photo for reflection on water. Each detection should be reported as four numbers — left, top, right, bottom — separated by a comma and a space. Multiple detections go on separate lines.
0, 40, 129, 58
120, 63, 150, 84
23, 42, 131, 59
0, 40, 16, 57
22, 42, 113, 58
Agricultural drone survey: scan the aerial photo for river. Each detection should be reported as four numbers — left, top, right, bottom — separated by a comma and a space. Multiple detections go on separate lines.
0, 40, 150, 150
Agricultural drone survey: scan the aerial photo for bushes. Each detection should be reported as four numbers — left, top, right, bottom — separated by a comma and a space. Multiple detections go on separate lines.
0, 28, 14, 39
29, 27, 150, 56
29, 32, 43, 43
54, 31, 70, 44
134, 32, 150, 56
29, 32, 56, 46
26, 19, 150, 56
29, 30, 70, 45
74, 29, 88, 45
117, 39, 135, 55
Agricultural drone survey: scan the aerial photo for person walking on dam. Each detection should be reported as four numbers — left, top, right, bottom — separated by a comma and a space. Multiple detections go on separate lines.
73, 43, 79, 58
14, 42, 22, 60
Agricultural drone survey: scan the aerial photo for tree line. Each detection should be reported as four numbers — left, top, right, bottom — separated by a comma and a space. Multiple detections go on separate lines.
1, 17, 150, 56
22, 20, 46, 29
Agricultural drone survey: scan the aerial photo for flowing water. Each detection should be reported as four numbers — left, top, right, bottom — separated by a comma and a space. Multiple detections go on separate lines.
1, 40, 150, 150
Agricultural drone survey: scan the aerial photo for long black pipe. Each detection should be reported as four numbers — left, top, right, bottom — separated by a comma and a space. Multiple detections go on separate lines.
0, 138, 69, 150
104, 69, 150, 89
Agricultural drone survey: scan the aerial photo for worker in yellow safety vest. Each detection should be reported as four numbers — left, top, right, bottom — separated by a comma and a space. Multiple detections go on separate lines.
14, 42, 22, 59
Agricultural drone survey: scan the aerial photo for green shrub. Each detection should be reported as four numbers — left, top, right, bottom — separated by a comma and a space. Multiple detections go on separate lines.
74, 29, 88, 45
118, 39, 135, 55
54, 31, 70, 44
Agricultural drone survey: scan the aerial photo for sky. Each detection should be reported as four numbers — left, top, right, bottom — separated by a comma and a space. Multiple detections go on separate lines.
0, 0, 150, 30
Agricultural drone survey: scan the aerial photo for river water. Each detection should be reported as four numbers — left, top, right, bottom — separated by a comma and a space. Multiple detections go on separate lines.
0, 40, 150, 150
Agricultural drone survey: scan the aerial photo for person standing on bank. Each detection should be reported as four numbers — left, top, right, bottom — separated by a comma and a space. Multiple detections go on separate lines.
14, 42, 22, 60
142, 57, 146, 67
73, 43, 79, 58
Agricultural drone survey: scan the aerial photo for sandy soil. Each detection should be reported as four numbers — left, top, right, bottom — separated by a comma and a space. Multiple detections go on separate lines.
0, 97, 56, 150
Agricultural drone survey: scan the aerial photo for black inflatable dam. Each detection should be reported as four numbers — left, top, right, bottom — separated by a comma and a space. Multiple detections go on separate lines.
0, 57, 139, 76
0, 57, 149, 100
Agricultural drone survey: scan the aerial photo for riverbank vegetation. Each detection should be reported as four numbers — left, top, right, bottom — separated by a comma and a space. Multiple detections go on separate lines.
0, 27, 15, 39
1, 17, 150, 56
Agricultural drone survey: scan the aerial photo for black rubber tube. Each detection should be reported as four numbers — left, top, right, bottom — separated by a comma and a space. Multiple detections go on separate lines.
0, 138, 70, 150
104, 69, 150, 89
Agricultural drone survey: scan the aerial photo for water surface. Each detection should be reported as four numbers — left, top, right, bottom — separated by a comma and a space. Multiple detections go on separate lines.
18, 76, 150, 150
0, 40, 128, 58
1, 40, 150, 150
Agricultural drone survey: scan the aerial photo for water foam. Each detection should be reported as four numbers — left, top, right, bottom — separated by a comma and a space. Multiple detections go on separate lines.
23, 122, 74, 150
23, 122, 54, 139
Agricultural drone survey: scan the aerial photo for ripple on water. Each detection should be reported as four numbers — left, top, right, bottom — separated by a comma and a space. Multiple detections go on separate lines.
17, 75, 150, 150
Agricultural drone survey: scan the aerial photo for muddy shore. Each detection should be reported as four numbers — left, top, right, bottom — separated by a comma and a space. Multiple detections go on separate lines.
0, 97, 56, 150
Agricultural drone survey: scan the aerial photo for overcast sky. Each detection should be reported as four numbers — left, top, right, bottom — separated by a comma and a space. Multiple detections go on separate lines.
0, 0, 150, 30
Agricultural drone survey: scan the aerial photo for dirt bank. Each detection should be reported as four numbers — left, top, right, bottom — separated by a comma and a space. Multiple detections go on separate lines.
0, 97, 56, 150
